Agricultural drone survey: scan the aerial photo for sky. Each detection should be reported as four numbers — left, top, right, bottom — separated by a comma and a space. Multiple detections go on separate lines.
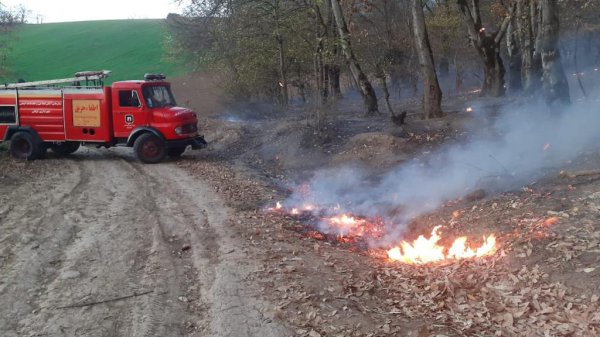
1, 0, 183, 23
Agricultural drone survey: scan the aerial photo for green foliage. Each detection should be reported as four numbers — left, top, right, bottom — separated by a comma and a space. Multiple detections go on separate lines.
1, 20, 187, 84
0, 29, 14, 78
173, 0, 317, 102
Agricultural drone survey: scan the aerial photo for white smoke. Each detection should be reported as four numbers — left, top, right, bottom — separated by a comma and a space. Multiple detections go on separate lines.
284, 96, 600, 243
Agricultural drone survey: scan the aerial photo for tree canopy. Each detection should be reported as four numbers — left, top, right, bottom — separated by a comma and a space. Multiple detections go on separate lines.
170, 0, 596, 116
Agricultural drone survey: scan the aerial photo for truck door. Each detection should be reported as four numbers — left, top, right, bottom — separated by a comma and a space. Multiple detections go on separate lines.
112, 89, 147, 138
0, 91, 17, 141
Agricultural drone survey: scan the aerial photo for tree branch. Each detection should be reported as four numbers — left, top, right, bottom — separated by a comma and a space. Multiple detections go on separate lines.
56, 290, 154, 310
456, 0, 482, 48
494, 2, 517, 45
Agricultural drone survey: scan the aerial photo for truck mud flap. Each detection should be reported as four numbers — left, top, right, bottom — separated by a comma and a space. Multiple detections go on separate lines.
191, 136, 208, 150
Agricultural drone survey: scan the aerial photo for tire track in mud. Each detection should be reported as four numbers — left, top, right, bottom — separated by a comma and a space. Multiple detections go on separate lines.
16, 150, 208, 337
35, 151, 197, 337
116, 158, 199, 337
1, 151, 165, 337
135, 163, 219, 336
141, 164, 289, 337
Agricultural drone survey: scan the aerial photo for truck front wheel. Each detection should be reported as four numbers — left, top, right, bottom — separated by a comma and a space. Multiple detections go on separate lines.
134, 133, 166, 164
9, 132, 43, 160
51, 142, 80, 155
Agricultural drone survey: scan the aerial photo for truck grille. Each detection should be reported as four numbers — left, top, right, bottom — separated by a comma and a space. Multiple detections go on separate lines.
181, 123, 197, 134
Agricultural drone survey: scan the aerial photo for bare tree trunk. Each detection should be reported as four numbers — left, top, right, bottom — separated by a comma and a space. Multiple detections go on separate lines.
320, 0, 341, 102
276, 34, 289, 107
531, 0, 543, 90
376, 64, 394, 115
274, 5, 288, 107
481, 36, 506, 96
573, 18, 587, 99
323, 64, 330, 100
313, 42, 326, 132
313, 4, 328, 106
314, 42, 325, 107
330, 0, 378, 114
517, 0, 539, 94
540, 0, 570, 107
412, 0, 442, 119
329, 65, 342, 99
456, 0, 514, 97
454, 54, 464, 94
506, 18, 522, 94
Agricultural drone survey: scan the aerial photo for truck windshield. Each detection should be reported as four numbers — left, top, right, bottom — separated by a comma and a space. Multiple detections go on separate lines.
142, 85, 177, 108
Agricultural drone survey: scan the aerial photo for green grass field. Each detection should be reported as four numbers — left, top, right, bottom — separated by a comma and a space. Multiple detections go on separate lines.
1, 20, 186, 84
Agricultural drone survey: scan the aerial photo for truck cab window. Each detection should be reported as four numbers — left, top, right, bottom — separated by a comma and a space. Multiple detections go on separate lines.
119, 90, 141, 107
142, 85, 176, 108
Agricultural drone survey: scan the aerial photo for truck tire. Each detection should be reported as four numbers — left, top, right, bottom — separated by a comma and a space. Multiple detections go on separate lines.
9, 132, 43, 160
134, 133, 166, 164
51, 141, 80, 155
167, 146, 186, 157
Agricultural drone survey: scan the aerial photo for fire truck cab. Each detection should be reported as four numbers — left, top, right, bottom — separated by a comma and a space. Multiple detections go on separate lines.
0, 71, 206, 163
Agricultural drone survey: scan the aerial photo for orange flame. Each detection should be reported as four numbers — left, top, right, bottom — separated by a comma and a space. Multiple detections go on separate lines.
541, 216, 559, 226
303, 204, 315, 211
319, 214, 385, 241
387, 226, 497, 264
324, 214, 366, 235
266, 202, 284, 212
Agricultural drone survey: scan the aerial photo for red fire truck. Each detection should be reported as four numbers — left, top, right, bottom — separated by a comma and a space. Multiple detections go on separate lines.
0, 71, 206, 163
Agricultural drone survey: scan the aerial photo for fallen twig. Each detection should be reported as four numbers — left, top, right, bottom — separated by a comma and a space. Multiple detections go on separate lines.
559, 169, 600, 179
56, 290, 154, 309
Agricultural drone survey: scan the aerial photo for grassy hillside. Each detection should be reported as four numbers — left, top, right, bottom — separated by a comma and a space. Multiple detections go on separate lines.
2, 20, 185, 84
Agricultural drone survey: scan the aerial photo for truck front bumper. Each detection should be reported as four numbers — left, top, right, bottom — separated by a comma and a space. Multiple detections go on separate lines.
166, 136, 208, 150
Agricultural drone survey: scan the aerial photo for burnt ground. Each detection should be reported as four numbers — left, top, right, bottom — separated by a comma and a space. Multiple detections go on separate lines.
1, 72, 599, 336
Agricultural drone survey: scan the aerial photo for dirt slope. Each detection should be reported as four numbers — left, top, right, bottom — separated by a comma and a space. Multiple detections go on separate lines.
0, 148, 287, 337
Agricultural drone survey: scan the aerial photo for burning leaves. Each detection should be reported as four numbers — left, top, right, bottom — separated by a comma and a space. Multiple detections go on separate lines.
324, 214, 386, 239
261, 201, 600, 335
267, 202, 386, 246
255, 192, 600, 337
177, 148, 600, 337
267, 202, 498, 265
387, 226, 497, 264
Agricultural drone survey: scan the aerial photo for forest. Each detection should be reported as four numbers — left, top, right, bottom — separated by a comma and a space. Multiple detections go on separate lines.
168, 0, 600, 118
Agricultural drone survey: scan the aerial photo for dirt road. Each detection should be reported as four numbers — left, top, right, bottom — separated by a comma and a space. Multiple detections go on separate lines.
0, 148, 288, 337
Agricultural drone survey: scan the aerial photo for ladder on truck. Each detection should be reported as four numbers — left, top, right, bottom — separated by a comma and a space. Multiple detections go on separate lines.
1, 70, 111, 89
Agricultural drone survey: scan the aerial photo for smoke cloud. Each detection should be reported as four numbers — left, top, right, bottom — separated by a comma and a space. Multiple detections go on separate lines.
284, 96, 600, 244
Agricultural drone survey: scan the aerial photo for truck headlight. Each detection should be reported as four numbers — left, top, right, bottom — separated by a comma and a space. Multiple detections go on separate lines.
175, 126, 183, 135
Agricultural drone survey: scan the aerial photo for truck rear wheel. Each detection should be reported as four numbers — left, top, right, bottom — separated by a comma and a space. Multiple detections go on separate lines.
167, 146, 186, 157
133, 133, 166, 164
9, 132, 43, 160
51, 141, 80, 155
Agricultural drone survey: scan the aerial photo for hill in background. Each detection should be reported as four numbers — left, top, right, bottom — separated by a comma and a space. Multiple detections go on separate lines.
1, 19, 186, 84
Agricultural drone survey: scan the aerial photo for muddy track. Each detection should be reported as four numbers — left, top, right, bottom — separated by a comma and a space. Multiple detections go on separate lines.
0, 148, 288, 337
